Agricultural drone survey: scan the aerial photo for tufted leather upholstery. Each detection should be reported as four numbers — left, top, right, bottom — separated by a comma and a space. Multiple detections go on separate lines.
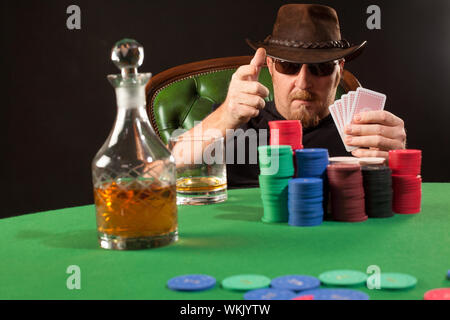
146, 56, 360, 144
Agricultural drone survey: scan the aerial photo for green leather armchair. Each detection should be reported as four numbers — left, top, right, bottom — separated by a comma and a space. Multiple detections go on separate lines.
146, 56, 361, 144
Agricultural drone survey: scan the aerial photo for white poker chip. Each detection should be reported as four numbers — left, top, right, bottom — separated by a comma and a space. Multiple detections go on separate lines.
357, 157, 386, 165
329, 157, 386, 166
329, 157, 359, 164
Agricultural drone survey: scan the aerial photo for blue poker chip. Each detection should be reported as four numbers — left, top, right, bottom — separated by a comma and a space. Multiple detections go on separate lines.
295, 149, 329, 178
289, 199, 323, 206
288, 210, 324, 219
297, 288, 370, 300
447, 270, 450, 280
167, 274, 216, 292
288, 198, 323, 205
288, 214, 323, 226
288, 203, 323, 211
287, 178, 325, 227
288, 218, 323, 227
289, 178, 323, 192
244, 288, 297, 300
271, 275, 320, 292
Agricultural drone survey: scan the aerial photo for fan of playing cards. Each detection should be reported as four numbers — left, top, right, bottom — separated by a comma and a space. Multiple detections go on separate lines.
329, 87, 386, 152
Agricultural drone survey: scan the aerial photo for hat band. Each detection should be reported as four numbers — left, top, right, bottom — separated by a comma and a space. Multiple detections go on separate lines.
264, 36, 351, 49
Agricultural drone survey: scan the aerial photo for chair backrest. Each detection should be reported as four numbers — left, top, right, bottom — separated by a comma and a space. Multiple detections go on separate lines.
146, 56, 361, 144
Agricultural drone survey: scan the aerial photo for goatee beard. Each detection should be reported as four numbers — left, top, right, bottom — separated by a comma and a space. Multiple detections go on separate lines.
292, 105, 321, 128
288, 90, 321, 128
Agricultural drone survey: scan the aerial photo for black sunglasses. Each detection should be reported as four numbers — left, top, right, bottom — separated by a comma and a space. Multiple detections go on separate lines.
273, 59, 340, 77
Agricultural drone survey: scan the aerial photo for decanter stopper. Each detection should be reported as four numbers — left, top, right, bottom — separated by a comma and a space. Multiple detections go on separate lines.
111, 38, 144, 78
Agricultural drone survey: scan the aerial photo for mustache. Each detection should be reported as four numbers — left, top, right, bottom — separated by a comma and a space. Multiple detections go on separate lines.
289, 90, 317, 102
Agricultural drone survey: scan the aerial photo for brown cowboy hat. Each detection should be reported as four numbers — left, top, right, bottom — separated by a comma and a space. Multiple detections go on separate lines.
246, 4, 367, 64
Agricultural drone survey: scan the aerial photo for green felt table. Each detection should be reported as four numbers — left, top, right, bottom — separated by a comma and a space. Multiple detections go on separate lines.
1, 183, 449, 300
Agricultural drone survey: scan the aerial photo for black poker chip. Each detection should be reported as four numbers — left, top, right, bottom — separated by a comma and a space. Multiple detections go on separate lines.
361, 165, 393, 218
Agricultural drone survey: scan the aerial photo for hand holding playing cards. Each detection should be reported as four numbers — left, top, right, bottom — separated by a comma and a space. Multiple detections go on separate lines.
329, 87, 406, 158
345, 110, 406, 158
222, 48, 270, 128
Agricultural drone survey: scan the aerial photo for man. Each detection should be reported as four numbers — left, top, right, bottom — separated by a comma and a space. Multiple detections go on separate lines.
185, 4, 406, 188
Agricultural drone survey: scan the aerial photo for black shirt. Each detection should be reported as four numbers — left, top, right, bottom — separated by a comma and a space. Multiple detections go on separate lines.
212, 101, 350, 189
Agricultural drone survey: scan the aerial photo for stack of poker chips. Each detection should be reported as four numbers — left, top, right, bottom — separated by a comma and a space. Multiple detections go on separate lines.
288, 178, 324, 227
268, 120, 303, 150
389, 150, 422, 214
258, 145, 295, 223
269, 120, 303, 177
294, 148, 330, 216
295, 149, 329, 178
327, 164, 368, 222
361, 166, 394, 218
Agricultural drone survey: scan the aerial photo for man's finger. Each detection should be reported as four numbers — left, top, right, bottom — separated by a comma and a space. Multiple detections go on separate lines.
238, 93, 266, 110
236, 103, 260, 119
352, 110, 404, 127
249, 48, 266, 80
250, 48, 266, 68
345, 135, 405, 150
351, 148, 389, 159
238, 80, 270, 98
233, 65, 260, 81
345, 124, 404, 140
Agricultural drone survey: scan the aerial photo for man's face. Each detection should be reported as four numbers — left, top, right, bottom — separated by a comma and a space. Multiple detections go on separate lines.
267, 57, 344, 128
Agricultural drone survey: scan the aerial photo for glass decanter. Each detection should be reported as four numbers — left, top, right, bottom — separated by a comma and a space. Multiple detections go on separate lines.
92, 39, 178, 250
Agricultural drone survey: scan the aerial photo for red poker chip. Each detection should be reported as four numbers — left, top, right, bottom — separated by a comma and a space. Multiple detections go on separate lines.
269, 120, 303, 149
269, 126, 301, 130
328, 165, 367, 222
271, 131, 302, 136
292, 295, 314, 300
271, 141, 302, 150
274, 130, 301, 135
273, 133, 302, 139
271, 142, 302, 150
424, 288, 450, 300
393, 207, 421, 215
327, 172, 362, 180
276, 139, 302, 145
327, 163, 361, 171
389, 149, 422, 175
389, 149, 421, 157
392, 175, 421, 214
269, 120, 302, 128
270, 131, 302, 141
332, 215, 368, 222
391, 175, 422, 181
274, 136, 302, 142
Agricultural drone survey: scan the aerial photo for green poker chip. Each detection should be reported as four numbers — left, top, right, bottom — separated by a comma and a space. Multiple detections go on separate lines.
258, 145, 292, 155
319, 270, 368, 286
221, 274, 271, 291
379, 273, 417, 290
258, 145, 294, 177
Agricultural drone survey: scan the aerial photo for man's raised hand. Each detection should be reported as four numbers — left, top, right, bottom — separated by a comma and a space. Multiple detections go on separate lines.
221, 48, 270, 128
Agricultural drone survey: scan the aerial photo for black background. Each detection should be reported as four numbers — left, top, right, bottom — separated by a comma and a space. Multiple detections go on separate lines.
2, 0, 449, 218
